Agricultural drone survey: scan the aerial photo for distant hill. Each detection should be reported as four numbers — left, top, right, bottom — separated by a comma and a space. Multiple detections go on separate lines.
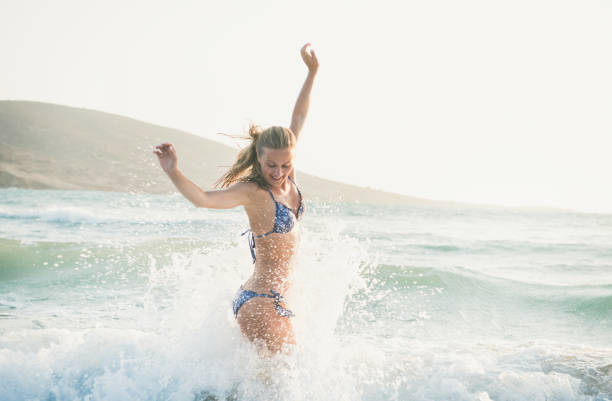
0, 100, 447, 206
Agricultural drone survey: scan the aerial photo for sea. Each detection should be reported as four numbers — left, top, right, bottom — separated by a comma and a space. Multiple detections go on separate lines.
1, 187, 611, 401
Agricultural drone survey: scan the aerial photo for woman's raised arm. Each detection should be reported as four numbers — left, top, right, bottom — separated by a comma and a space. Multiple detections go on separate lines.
290, 43, 319, 140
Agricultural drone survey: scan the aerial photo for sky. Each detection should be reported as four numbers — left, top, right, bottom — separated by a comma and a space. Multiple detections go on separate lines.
2, 0, 611, 213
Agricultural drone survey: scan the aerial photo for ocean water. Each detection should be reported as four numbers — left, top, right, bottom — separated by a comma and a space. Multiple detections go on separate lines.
1, 187, 611, 401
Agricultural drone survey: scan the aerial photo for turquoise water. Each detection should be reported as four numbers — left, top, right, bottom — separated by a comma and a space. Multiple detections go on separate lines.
1, 188, 611, 401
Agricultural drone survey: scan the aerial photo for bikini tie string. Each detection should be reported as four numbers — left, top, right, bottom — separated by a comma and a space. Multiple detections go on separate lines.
270, 289, 295, 318
241, 229, 256, 264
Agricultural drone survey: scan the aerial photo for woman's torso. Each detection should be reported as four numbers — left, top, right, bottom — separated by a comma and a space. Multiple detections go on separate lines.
242, 179, 304, 294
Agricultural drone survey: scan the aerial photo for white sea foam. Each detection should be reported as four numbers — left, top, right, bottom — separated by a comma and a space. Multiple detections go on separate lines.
2, 230, 610, 401
1, 189, 612, 400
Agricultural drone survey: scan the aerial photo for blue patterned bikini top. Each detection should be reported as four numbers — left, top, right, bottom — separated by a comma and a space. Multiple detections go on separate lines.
243, 177, 304, 263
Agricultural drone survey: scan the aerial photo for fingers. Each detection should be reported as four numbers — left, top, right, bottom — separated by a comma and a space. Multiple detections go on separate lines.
300, 43, 318, 70
154, 143, 173, 151
301, 43, 313, 60
153, 143, 175, 156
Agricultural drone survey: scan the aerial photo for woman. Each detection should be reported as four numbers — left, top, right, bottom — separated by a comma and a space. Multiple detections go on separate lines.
154, 43, 318, 354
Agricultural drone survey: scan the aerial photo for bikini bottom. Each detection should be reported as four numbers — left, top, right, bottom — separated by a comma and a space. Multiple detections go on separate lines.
232, 287, 294, 318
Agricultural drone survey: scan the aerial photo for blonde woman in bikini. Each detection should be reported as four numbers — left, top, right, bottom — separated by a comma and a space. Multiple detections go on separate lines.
154, 43, 318, 354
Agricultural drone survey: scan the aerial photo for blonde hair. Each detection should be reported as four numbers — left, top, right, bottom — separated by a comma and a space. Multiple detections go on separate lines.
215, 124, 296, 189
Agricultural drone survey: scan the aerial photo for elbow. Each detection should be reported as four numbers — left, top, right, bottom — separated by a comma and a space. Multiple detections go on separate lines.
193, 190, 210, 208
189, 196, 208, 208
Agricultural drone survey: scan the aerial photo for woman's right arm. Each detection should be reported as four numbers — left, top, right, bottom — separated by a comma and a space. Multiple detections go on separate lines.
153, 143, 250, 209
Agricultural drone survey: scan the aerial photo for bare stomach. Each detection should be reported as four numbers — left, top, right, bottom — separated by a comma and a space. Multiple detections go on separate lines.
241, 232, 300, 295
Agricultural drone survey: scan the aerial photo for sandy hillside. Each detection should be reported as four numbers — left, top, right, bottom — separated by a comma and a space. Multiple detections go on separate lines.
0, 100, 445, 206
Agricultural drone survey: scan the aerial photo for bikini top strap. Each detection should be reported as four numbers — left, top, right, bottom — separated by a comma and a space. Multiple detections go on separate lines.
267, 188, 277, 202
245, 227, 274, 239
288, 176, 303, 201
268, 178, 301, 199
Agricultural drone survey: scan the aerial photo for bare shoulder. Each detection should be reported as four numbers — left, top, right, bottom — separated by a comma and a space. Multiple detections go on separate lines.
231, 181, 259, 192
230, 181, 262, 202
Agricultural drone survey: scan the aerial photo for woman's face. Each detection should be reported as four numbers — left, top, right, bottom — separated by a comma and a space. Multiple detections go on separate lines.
258, 147, 295, 187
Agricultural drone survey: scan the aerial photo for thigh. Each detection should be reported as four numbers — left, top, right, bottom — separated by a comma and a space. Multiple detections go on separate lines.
236, 296, 294, 353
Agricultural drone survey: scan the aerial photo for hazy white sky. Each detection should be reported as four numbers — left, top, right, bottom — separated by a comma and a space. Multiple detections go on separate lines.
2, 0, 611, 213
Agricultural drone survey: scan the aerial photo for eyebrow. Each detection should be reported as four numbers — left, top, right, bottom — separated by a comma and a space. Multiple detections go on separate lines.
267, 161, 292, 165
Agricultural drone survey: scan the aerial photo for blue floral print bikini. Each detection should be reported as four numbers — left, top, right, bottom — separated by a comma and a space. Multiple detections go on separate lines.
233, 177, 304, 318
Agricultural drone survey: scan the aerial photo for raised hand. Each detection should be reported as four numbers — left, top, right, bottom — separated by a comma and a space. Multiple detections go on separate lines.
153, 142, 178, 174
291, 43, 319, 138
300, 43, 319, 74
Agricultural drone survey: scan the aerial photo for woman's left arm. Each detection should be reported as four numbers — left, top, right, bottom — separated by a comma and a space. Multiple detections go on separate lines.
290, 43, 319, 140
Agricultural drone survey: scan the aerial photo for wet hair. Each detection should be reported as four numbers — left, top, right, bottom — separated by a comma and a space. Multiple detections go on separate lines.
215, 124, 296, 189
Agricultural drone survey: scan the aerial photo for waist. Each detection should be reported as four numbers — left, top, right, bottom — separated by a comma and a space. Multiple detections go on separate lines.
243, 273, 291, 295
254, 234, 299, 260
